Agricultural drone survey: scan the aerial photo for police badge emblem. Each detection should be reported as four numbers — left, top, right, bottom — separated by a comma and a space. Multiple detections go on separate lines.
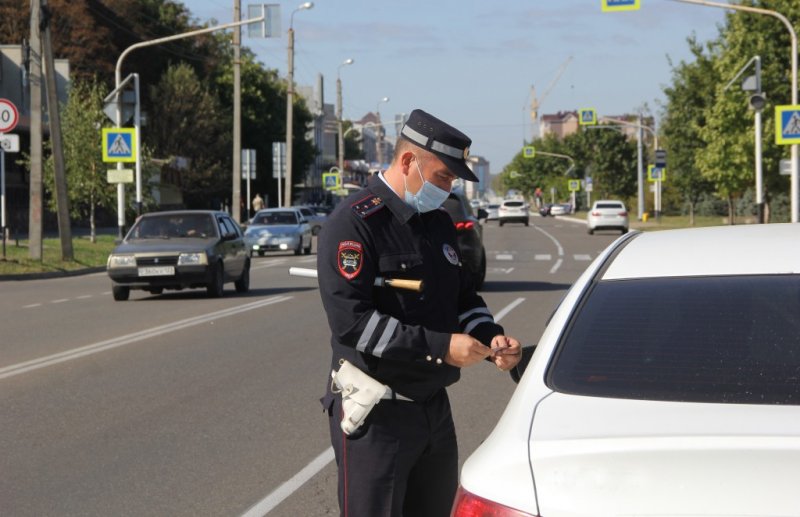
443, 243, 459, 265
338, 241, 364, 280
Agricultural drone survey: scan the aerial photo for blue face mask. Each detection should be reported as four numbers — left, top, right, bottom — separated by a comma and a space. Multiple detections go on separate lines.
404, 156, 451, 213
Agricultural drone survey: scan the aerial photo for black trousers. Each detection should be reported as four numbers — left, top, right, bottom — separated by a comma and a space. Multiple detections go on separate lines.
324, 389, 458, 517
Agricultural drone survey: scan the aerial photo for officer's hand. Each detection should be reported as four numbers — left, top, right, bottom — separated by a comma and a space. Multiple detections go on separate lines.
489, 335, 522, 371
444, 333, 492, 368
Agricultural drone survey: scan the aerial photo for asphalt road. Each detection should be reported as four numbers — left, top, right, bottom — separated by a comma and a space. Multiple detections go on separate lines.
0, 213, 622, 516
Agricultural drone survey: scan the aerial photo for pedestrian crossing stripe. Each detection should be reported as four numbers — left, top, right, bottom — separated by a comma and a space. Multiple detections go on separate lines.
102, 128, 137, 162
775, 105, 800, 145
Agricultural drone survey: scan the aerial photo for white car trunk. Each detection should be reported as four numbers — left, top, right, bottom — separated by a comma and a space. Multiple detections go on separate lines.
531, 393, 800, 517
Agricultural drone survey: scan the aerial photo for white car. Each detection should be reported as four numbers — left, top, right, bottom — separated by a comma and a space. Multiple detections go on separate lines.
244, 208, 312, 256
453, 224, 800, 517
587, 199, 629, 234
498, 200, 530, 226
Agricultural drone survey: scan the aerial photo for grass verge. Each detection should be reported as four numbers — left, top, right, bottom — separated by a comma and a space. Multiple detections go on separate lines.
0, 234, 116, 277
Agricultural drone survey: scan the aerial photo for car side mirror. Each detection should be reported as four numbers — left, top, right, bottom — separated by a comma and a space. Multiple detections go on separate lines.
509, 345, 536, 384
477, 208, 488, 220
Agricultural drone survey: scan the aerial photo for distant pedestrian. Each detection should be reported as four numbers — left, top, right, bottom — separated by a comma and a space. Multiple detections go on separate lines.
252, 193, 264, 212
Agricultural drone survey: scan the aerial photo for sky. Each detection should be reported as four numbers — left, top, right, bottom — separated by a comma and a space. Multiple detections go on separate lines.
182, 0, 726, 173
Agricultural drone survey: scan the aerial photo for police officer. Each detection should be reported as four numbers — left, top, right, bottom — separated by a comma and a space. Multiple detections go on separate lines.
317, 109, 521, 517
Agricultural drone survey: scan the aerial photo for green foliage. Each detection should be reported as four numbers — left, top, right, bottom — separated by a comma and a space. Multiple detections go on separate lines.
499, 129, 636, 207
42, 78, 117, 222
661, 0, 800, 219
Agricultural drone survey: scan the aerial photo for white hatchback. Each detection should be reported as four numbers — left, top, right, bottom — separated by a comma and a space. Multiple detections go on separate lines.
498, 200, 530, 226
587, 199, 628, 234
452, 224, 800, 517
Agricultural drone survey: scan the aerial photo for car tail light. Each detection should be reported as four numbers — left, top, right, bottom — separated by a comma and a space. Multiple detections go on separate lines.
619, 211, 628, 216
591, 211, 601, 216
450, 486, 537, 517
455, 221, 475, 231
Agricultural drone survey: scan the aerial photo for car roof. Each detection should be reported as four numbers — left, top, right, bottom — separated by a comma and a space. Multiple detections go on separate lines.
602, 224, 800, 280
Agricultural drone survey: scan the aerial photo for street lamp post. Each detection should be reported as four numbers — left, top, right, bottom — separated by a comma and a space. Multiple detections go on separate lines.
596, 116, 658, 221
113, 14, 265, 234
376, 96, 389, 167
724, 55, 766, 223
670, 0, 798, 222
285, 1, 314, 208
337, 58, 354, 173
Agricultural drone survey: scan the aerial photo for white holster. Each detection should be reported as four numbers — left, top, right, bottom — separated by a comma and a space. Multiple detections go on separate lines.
330, 359, 387, 435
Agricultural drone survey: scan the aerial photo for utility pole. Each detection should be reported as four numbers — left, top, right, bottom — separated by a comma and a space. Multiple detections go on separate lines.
28, 0, 43, 260
41, 0, 73, 260
232, 0, 242, 221
285, 26, 295, 207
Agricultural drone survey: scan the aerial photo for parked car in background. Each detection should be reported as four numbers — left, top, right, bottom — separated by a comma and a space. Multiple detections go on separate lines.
453, 224, 800, 517
497, 199, 529, 226
442, 191, 487, 289
587, 199, 629, 234
485, 203, 500, 221
539, 203, 572, 217
106, 210, 250, 300
293, 205, 327, 236
245, 208, 313, 256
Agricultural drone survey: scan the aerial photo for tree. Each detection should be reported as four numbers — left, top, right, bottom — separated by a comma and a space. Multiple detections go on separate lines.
661, 36, 718, 224
147, 62, 229, 208
43, 78, 116, 241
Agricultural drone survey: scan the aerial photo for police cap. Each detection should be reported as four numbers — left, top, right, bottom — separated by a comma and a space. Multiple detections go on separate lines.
399, 109, 478, 182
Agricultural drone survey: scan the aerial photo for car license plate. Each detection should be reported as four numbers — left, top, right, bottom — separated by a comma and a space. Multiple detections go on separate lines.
138, 266, 175, 277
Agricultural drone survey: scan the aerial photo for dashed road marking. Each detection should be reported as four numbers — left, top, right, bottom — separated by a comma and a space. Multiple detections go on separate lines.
495, 254, 514, 261
534, 254, 551, 261
574, 254, 592, 261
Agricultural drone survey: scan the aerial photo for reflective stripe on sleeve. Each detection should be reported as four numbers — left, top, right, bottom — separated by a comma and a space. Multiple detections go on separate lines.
463, 316, 494, 335
458, 306, 492, 323
356, 311, 381, 352
372, 317, 399, 357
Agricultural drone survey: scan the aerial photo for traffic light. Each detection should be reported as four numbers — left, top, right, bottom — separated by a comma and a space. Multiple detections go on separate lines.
749, 92, 767, 112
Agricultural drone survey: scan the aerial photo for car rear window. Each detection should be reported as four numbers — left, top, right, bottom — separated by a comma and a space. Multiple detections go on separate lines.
548, 275, 800, 405
596, 203, 624, 209
443, 196, 469, 221
503, 201, 524, 207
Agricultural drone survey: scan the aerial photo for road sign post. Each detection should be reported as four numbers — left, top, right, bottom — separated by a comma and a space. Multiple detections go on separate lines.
272, 142, 286, 207
0, 98, 19, 258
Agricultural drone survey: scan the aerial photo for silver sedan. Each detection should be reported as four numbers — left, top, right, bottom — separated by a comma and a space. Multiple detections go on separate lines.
245, 208, 313, 256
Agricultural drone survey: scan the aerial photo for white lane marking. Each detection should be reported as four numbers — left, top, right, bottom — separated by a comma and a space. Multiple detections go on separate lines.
534, 254, 551, 261
495, 254, 513, 261
76, 295, 92, 300
534, 226, 565, 274
240, 448, 336, 517
0, 296, 292, 381
574, 254, 592, 261
23, 303, 42, 309
51, 299, 69, 304
241, 296, 527, 516
494, 297, 525, 322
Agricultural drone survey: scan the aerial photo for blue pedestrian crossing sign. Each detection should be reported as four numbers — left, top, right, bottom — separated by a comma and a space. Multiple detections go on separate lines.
602, 0, 640, 12
522, 146, 536, 159
322, 171, 341, 191
775, 105, 800, 145
648, 164, 666, 182
579, 108, 597, 126
102, 128, 137, 163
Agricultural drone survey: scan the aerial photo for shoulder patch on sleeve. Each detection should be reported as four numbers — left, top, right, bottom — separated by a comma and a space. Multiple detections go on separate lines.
338, 241, 364, 280
351, 195, 385, 219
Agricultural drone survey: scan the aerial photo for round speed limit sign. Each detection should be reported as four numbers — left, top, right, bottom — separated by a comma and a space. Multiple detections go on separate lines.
0, 98, 20, 133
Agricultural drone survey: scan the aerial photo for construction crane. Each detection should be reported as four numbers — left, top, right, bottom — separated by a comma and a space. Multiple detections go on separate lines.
529, 56, 573, 139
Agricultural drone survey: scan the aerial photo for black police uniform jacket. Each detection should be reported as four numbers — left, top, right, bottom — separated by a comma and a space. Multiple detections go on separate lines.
317, 175, 504, 402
